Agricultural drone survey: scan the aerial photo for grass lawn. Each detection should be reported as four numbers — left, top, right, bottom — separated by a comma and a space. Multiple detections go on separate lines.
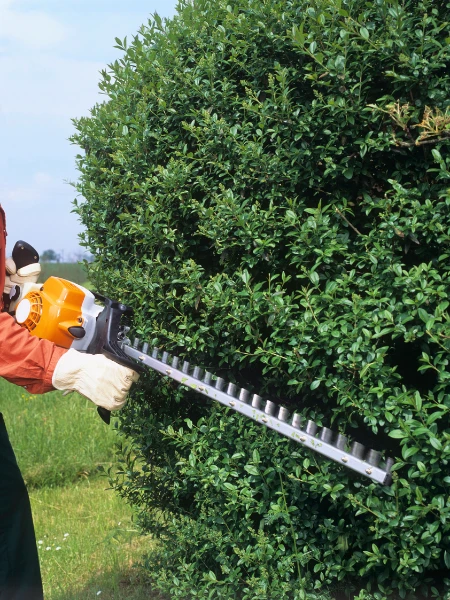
31, 480, 161, 600
0, 378, 164, 599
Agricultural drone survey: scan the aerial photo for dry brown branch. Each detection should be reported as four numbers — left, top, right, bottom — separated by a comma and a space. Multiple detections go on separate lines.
335, 208, 363, 236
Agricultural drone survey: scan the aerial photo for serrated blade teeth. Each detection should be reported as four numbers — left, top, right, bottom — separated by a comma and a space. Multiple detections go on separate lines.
251, 394, 262, 409
238, 388, 249, 403
385, 457, 394, 472
319, 427, 333, 444
278, 407, 289, 422
292, 413, 302, 429
350, 441, 365, 459
336, 434, 348, 450
264, 400, 276, 416
227, 382, 236, 396
192, 366, 202, 380
366, 449, 381, 467
305, 420, 318, 436
125, 340, 393, 484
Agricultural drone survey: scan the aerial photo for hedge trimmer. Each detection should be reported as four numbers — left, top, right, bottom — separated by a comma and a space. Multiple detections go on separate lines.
11, 241, 394, 486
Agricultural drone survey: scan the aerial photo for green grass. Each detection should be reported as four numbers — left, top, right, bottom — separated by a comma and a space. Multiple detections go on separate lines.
0, 378, 164, 599
40, 262, 89, 286
31, 480, 163, 599
2, 383, 118, 488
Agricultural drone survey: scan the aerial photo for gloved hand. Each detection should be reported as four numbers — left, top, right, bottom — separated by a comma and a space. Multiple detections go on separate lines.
3, 256, 41, 300
52, 349, 140, 411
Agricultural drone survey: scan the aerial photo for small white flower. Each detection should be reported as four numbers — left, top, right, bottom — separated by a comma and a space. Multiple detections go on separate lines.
46, 547, 51, 551
38, 540, 43, 545
56, 547, 61, 551
64, 533, 69, 537
118, 522, 121, 526
97, 592, 102, 596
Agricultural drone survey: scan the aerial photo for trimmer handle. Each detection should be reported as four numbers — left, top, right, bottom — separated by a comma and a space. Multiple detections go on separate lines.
97, 406, 112, 425
3, 241, 40, 312
86, 294, 144, 425
12, 240, 40, 270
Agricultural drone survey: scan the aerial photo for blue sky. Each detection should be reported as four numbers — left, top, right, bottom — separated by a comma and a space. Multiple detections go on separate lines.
0, 0, 178, 259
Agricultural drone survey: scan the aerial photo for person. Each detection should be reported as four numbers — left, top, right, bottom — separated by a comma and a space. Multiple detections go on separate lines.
0, 204, 139, 599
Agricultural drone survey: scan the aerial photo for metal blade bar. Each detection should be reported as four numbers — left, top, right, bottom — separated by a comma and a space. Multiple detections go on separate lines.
123, 343, 393, 486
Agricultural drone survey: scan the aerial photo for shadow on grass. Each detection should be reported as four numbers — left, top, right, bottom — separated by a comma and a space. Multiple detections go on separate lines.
50, 566, 170, 600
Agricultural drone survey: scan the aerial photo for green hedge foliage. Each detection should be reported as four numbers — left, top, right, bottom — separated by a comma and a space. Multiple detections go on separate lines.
72, 0, 450, 597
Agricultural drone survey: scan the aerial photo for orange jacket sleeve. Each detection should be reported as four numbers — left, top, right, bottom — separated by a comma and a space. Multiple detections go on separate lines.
0, 312, 67, 394
0, 205, 67, 394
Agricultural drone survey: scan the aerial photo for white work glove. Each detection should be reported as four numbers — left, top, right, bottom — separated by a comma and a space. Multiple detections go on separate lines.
52, 349, 140, 411
4, 256, 41, 299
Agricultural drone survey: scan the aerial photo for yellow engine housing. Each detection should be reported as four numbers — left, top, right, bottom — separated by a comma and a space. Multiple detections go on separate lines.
16, 276, 102, 350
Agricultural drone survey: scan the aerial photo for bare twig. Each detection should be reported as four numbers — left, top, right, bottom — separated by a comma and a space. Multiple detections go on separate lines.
395, 133, 450, 148
335, 208, 363, 236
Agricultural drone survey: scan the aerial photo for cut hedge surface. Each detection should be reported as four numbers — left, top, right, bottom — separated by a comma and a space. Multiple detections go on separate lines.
72, 0, 450, 598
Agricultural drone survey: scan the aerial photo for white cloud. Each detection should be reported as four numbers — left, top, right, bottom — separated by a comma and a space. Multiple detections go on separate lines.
1, 169, 86, 255
0, 171, 67, 204
0, 54, 105, 118
0, 0, 68, 49
0, 1, 177, 255
2, 171, 85, 255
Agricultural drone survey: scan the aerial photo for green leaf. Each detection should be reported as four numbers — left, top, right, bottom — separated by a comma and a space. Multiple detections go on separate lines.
360, 363, 372, 377
360, 27, 369, 40
437, 301, 449, 314
414, 392, 422, 412
418, 308, 430, 323
413, 427, 430, 436
429, 521, 439, 534
389, 429, 407, 439
292, 22, 305, 45
415, 486, 423, 502
244, 464, 259, 476
310, 271, 319, 285
426, 318, 435, 331
432, 149, 442, 162
427, 411, 446, 426
429, 437, 442, 451
402, 445, 419, 460
310, 380, 321, 390
223, 482, 236, 491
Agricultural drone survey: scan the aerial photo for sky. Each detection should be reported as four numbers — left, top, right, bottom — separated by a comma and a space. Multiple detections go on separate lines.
0, 0, 178, 260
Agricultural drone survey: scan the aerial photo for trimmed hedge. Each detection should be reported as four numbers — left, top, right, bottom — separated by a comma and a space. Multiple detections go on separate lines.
72, 0, 450, 598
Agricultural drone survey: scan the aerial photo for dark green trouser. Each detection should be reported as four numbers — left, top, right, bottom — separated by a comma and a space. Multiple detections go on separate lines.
0, 413, 43, 599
